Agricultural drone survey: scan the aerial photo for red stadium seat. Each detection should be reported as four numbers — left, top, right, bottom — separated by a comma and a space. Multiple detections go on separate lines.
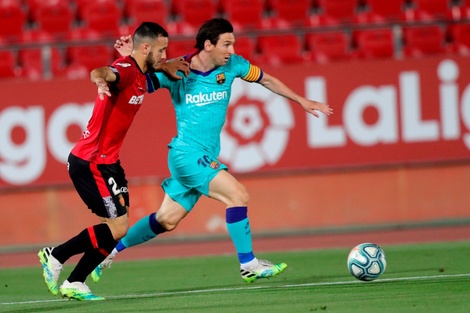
222, 0, 269, 31
305, 31, 352, 63
357, 0, 405, 23
447, 23, 470, 55
0, 50, 18, 78
257, 34, 305, 65
353, 28, 395, 59
406, 0, 452, 21
18, 47, 65, 79
67, 26, 104, 41
269, 0, 312, 28
124, 0, 168, 26
234, 36, 256, 61
314, 0, 358, 25
33, 1, 73, 40
403, 25, 447, 57
166, 38, 196, 59
0, 0, 26, 42
450, 1, 470, 20
66, 44, 114, 73
170, 0, 216, 34
20, 29, 54, 43
80, 0, 122, 37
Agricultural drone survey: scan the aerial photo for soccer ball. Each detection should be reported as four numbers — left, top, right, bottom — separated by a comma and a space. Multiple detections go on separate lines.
347, 243, 386, 281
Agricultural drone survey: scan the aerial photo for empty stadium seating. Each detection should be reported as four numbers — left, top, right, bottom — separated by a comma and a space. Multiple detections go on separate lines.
170, 0, 216, 34
268, 0, 312, 28
66, 44, 114, 73
123, 0, 169, 27
18, 47, 65, 79
166, 38, 196, 59
80, 0, 122, 38
0, 0, 468, 80
32, 1, 73, 40
257, 34, 306, 65
0, 50, 18, 78
353, 28, 395, 59
305, 31, 352, 63
447, 22, 470, 55
313, 0, 358, 25
356, 0, 406, 24
402, 25, 447, 57
0, 0, 26, 42
405, 0, 454, 21
233, 36, 256, 61
222, 0, 269, 31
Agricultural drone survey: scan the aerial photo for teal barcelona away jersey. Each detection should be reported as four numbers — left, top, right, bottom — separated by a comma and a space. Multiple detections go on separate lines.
147, 54, 263, 157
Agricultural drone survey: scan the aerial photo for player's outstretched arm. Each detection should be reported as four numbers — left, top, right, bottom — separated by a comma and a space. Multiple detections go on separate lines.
259, 72, 333, 118
90, 67, 117, 100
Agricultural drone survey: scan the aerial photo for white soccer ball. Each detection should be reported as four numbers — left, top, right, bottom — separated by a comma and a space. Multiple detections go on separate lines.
347, 242, 386, 281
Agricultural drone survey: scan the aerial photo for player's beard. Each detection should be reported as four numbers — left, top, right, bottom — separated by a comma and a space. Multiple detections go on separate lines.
145, 52, 159, 72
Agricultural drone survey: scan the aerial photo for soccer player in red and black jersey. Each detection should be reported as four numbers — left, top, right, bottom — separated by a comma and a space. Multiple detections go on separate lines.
38, 22, 189, 300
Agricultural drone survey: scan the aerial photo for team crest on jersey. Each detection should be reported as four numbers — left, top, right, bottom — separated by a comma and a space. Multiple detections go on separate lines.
210, 160, 220, 169
118, 194, 125, 207
216, 73, 226, 84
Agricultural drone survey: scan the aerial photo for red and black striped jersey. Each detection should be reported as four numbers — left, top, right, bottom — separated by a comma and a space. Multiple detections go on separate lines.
72, 55, 147, 164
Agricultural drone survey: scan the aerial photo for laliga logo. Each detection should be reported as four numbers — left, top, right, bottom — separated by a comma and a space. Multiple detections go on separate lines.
219, 79, 294, 172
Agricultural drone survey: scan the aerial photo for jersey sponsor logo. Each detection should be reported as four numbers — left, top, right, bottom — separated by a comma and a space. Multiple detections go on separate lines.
129, 95, 144, 105
186, 91, 228, 106
116, 62, 131, 68
82, 129, 90, 139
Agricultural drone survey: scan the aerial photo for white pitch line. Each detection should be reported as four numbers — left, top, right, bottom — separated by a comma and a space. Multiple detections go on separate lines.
2, 273, 470, 306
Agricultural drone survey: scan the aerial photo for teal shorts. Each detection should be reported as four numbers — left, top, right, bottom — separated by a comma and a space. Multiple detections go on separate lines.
162, 147, 228, 212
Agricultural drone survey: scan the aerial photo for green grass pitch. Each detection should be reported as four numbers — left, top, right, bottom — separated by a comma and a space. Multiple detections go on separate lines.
1, 241, 470, 313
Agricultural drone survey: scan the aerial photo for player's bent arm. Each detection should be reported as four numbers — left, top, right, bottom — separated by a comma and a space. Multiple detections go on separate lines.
90, 66, 117, 100
90, 66, 117, 83
258, 72, 333, 118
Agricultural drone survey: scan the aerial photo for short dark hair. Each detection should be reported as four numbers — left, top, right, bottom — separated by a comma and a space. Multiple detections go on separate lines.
195, 18, 234, 50
133, 22, 168, 45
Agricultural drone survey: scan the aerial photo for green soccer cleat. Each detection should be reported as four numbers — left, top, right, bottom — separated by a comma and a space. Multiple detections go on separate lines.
91, 252, 115, 283
91, 264, 104, 283
59, 280, 105, 301
240, 259, 288, 283
38, 247, 63, 296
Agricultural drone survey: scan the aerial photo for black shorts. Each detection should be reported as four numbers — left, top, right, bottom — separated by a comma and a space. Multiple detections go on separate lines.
68, 153, 129, 218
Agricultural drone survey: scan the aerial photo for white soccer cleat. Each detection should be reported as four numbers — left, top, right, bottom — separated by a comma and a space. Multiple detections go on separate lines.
59, 280, 105, 301
38, 247, 63, 295
240, 259, 287, 283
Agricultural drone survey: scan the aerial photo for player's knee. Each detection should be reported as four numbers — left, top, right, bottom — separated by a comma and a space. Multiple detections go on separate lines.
108, 217, 129, 240
114, 224, 129, 240
156, 213, 181, 232
232, 185, 249, 206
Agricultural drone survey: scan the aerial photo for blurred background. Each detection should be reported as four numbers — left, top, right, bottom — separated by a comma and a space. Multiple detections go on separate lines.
1, 0, 470, 250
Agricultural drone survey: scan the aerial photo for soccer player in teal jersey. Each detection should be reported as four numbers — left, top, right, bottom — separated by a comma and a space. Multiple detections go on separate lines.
93, 18, 333, 283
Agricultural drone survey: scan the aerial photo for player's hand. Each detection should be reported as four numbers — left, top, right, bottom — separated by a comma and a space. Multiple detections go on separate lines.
300, 99, 333, 118
158, 57, 190, 80
115, 35, 133, 57
94, 77, 111, 100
